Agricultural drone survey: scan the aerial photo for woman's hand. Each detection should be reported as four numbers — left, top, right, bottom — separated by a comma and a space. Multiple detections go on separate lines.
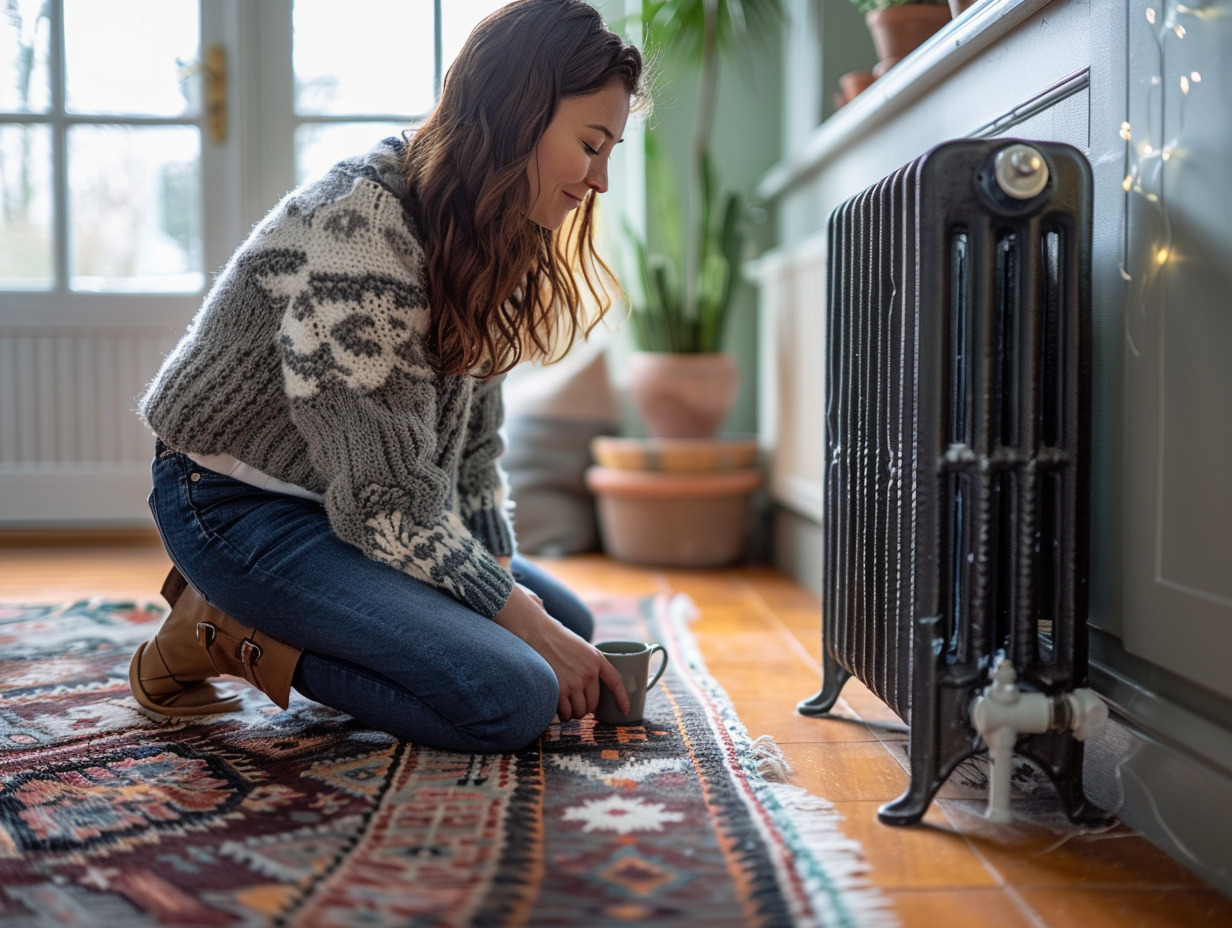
493, 584, 629, 722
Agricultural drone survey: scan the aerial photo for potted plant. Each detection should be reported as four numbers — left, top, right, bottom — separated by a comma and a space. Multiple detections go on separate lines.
854, 0, 952, 78
622, 0, 784, 439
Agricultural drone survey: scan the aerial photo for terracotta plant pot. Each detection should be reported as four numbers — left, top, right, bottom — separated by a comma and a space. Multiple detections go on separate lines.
590, 436, 759, 472
585, 465, 762, 568
627, 351, 739, 439
838, 69, 877, 106
865, 5, 952, 73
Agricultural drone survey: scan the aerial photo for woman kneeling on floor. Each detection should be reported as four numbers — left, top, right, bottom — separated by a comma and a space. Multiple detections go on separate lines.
130, 0, 644, 751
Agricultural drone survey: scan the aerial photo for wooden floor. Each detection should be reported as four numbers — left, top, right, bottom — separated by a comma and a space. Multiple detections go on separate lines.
2, 535, 1229, 927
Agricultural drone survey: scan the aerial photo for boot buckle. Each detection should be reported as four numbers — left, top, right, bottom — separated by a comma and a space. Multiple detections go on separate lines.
196, 622, 218, 648
238, 637, 263, 667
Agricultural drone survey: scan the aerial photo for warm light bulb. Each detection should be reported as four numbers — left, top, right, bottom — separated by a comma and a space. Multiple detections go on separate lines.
1191, 71, 1203, 83
1122, 176, 1134, 191
1181, 75, 1190, 94
1174, 24, 1186, 38
1120, 121, 1133, 140
1156, 248, 1170, 265
1146, 7, 1157, 24
1161, 146, 1173, 161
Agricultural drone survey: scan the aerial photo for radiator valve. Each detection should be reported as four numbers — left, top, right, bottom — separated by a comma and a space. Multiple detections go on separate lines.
969, 658, 1108, 823
995, 144, 1049, 199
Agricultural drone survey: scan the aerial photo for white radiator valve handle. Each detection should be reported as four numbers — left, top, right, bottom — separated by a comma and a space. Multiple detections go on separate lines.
1065, 687, 1110, 742
969, 658, 1108, 824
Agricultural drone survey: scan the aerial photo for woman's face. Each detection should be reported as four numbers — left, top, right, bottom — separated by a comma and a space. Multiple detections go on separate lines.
525, 81, 631, 230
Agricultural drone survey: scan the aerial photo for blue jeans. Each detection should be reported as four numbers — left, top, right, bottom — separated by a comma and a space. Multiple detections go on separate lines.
147, 444, 592, 753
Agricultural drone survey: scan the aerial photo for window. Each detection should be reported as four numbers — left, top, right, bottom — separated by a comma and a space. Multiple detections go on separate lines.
291, 0, 505, 184
0, 0, 506, 295
1, 0, 202, 293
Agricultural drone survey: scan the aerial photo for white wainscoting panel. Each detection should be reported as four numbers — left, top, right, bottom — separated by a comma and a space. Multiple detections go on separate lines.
753, 232, 827, 526
0, 331, 176, 526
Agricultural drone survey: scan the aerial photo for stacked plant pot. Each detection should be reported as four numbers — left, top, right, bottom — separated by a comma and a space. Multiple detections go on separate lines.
585, 436, 762, 568
836, 1, 954, 109
865, 1, 952, 77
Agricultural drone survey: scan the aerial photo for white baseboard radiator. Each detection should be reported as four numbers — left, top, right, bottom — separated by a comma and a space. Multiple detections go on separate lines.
799, 139, 1112, 827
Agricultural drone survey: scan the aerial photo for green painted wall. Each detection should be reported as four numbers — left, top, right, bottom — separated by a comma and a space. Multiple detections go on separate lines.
623, 13, 785, 437
820, 1, 877, 123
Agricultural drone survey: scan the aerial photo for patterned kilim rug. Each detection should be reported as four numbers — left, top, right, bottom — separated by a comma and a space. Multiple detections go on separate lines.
0, 594, 893, 928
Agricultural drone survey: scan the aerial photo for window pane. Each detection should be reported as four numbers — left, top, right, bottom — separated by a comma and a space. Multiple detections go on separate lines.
0, 124, 52, 289
68, 125, 202, 292
0, 0, 50, 112
293, 0, 433, 117
440, 1, 507, 79
64, 0, 199, 116
295, 122, 410, 186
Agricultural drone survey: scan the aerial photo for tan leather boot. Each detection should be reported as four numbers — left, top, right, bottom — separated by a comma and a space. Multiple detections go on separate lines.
129, 567, 303, 716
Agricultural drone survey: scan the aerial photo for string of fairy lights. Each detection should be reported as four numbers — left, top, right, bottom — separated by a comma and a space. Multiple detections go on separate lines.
1119, 0, 1207, 286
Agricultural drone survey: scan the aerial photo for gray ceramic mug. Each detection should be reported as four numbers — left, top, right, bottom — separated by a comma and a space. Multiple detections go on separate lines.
594, 640, 669, 724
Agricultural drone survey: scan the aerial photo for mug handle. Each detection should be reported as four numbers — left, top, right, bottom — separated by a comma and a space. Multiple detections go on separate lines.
645, 643, 668, 691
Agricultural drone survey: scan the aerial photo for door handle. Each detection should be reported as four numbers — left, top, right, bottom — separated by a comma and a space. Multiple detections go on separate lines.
204, 43, 227, 145
180, 43, 227, 145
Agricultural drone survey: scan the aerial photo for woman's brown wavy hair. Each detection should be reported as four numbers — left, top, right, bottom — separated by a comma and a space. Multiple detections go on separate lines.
403, 0, 644, 378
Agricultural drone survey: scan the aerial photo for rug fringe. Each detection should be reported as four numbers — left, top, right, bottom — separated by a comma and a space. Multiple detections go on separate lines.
748, 734, 900, 928
751, 733, 794, 783
666, 592, 699, 625
762, 779, 900, 928
657, 593, 900, 928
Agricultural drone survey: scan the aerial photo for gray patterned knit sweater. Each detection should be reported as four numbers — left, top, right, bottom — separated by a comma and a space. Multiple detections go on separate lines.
139, 138, 516, 617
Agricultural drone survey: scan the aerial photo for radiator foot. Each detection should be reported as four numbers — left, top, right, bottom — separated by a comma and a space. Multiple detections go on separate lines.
1058, 788, 1118, 828
797, 664, 851, 717
877, 784, 936, 827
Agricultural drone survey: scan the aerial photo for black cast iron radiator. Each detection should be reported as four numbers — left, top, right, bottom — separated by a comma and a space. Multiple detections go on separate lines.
799, 138, 1111, 827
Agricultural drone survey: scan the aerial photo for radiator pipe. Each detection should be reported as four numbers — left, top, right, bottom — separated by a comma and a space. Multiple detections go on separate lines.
969, 657, 1108, 823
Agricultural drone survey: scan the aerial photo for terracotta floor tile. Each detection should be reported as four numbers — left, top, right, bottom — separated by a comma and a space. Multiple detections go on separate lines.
539, 555, 667, 597
658, 569, 755, 604
796, 688, 910, 743
6, 546, 1228, 916
851, 720, 911, 747
1018, 887, 1232, 927
693, 640, 816, 680
690, 610, 777, 637
779, 740, 911, 803
883, 888, 1041, 928
710, 673, 818, 708
874, 740, 1006, 803
831, 800, 998, 890
739, 571, 823, 610
940, 799, 1214, 891
742, 618, 826, 677
766, 606, 823, 648
797, 704, 894, 739
0, 543, 171, 601
726, 697, 880, 746
762, 594, 819, 619
826, 681, 905, 728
